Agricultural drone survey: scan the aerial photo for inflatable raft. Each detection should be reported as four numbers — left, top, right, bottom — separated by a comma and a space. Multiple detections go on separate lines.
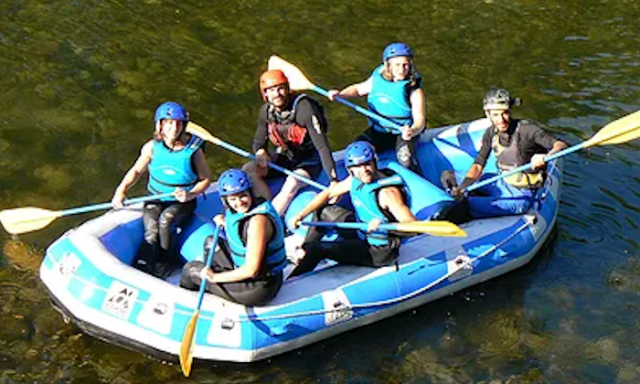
40, 118, 561, 363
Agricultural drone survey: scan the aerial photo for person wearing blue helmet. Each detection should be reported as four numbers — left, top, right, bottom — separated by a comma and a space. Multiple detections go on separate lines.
327, 42, 426, 175
112, 101, 211, 277
180, 169, 286, 305
288, 141, 417, 276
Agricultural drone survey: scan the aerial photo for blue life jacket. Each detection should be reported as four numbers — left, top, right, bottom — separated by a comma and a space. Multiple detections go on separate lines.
350, 174, 404, 247
367, 64, 419, 133
147, 135, 203, 201
225, 200, 287, 275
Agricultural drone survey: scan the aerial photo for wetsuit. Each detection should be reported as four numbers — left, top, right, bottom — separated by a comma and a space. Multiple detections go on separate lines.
180, 199, 286, 306
290, 175, 405, 277
136, 135, 203, 275
252, 93, 338, 182
468, 119, 559, 218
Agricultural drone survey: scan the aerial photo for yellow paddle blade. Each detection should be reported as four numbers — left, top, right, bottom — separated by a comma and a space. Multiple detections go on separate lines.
186, 122, 221, 145
393, 221, 467, 237
268, 55, 316, 91
586, 109, 640, 146
179, 309, 199, 377
0, 207, 63, 235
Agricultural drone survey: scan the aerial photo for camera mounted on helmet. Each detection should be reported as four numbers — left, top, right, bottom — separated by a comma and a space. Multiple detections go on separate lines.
482, 88, 523, 111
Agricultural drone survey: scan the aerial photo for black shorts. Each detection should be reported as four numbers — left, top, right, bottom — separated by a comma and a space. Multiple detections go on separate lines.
266, 153, 323, 180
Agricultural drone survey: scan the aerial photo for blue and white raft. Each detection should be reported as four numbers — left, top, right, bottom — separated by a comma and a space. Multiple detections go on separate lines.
40, 118, 561, 363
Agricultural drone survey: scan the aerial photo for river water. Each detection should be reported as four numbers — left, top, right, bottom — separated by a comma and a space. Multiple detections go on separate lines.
2, 0, 640, 383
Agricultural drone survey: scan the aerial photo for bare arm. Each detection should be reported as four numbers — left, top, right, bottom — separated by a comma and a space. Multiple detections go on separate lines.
112, 141, 153, 207
291, 177, 352, 225
378, 187, 416, 223
409, 88, 426, 136
187, 149, 211, 196
329, 77, 373, 100
209, 215, 273, 283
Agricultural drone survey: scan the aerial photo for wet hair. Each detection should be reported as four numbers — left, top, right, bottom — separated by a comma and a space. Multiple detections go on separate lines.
153, 120, 188, 143
381, 59, 419, 88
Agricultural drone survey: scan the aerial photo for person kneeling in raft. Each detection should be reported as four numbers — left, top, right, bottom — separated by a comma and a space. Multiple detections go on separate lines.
180, 169, 286, 306
289, 141, 418, 277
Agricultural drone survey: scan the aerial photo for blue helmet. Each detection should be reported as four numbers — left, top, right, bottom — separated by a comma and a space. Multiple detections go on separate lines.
345, 141, 377, 168
154, 101, 189, 124
383, 43, 413, 61
218, 168, 252, 197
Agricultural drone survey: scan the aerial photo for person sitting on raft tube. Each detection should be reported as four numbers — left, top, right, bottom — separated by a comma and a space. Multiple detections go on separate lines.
243, 69, 338, 216
445, 88, 568, 219
327, 42, 426, 175
112, 101, 211, 277
180, 169, 286, 306
288, 141, 418, 277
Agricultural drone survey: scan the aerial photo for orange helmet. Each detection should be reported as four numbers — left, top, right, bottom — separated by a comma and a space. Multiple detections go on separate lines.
259, 70, 289, 101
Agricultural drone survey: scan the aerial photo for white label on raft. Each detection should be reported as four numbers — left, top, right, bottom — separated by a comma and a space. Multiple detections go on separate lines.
528, 212, 547, 242
207, 310, 241, 348
101, 281, 139, 320
446, 246, 473, 282
136, 294, 174, 335
55, 252, 81, 286
323, 289, 353, 326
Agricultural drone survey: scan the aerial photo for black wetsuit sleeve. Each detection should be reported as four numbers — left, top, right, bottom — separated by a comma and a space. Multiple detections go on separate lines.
295, 99, 337, 181
524, 123, 559, 150
473, 127, 494, 167
251, 104, 270, 153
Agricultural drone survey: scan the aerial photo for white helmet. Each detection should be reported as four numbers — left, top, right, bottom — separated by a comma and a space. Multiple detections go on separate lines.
483, 88, 520, 111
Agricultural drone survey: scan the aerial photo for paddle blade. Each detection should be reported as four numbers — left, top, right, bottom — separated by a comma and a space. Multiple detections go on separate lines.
391, 221, 467, 237
268, 55, 315, 91
0, 207, 63, 235
179, 310, 199, 377
186, 122, 221, 145
586, 109, 640, 146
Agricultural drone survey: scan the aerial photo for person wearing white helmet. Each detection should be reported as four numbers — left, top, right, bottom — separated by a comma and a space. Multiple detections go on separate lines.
327, 42, 426, 175
112, 102, 211, 277
446, 88, 567, 218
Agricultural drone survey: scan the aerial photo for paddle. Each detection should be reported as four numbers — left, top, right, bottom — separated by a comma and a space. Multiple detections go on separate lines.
179, 224, 221, 377
0, 193, 173, 235
466, 109, 640, 192
268, 55, 403, 134
186, 122, 327, 191
301, 220, 467, 237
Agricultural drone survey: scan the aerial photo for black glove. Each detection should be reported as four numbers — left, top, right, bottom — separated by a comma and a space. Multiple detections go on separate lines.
451, 177, 475, 198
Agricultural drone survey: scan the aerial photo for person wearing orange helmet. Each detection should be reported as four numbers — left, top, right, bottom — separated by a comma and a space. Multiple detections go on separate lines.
243, 69, 338, 215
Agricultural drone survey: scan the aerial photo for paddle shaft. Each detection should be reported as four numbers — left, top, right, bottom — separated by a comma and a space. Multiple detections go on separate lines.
196, 225, 221, 308
187, 124, 327, 191
310, 86, 403, 134
179, 225, 221, 377
61, 193, 174, 216
467, 137, 589, 192
303, 221, 403, 232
